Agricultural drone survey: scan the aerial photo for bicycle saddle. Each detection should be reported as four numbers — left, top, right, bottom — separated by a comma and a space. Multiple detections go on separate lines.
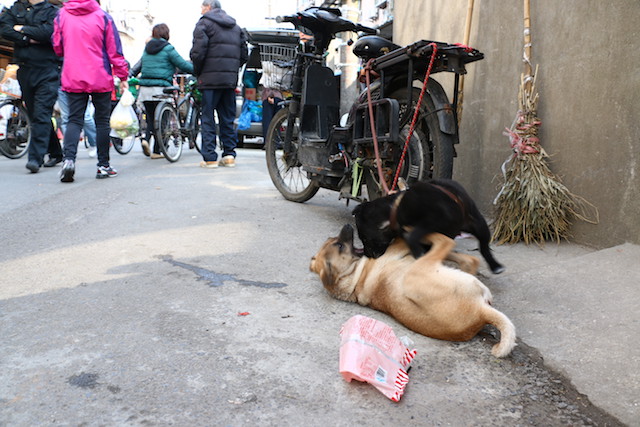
162, 86, 181, 94
352, 36, 401, 61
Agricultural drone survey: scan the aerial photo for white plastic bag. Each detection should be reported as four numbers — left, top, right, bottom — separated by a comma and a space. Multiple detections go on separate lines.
109, 90, 138, 138
0, 77, 21, 97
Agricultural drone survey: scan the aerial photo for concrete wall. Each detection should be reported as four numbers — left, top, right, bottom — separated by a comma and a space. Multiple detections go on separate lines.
394, 0, 640, 248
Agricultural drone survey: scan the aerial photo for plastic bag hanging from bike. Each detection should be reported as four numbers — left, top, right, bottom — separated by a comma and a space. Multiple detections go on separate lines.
110, 90, 139, 139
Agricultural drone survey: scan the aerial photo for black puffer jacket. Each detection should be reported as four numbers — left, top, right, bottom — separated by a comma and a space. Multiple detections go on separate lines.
190, 8, 247, 90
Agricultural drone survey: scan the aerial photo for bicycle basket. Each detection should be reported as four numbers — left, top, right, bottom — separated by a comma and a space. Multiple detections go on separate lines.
258, 43, 296, 91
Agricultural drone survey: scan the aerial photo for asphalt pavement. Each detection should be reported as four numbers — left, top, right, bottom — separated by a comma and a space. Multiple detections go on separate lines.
0, 144, 637, 426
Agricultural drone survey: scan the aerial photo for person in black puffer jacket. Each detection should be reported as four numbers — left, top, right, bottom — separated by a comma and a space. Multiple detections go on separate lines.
190, 0, 247, 168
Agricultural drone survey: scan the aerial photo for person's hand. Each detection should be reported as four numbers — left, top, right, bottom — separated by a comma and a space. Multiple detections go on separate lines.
13, 25, 23, 32
120, 80, 129, 93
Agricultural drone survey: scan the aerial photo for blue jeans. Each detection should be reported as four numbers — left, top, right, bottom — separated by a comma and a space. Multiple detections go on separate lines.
57, 87, 97, 147
62, 92, 112, 167
200, 88, 237, 162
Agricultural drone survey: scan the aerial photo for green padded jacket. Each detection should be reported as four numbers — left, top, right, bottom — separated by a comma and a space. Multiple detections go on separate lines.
137, 38, 193, 87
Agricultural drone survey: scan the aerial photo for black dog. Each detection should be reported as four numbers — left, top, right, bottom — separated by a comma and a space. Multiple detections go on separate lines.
352, 179, 505, 274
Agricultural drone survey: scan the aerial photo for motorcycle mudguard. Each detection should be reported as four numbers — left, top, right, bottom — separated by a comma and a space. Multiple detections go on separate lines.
301, 64, 340, 141
352, 78, 457, 137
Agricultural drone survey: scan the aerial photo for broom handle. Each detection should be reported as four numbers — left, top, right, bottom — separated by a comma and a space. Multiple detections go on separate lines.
523, 0, 533, 92
463, 0, 475, 46
456, 0, 474, 125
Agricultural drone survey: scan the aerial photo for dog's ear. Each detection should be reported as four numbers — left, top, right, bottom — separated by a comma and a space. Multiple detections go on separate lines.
319, 260, 335, 290
352, 204, 362, 216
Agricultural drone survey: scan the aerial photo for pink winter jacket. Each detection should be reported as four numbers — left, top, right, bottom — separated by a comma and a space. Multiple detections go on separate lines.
52, 0, 128, 93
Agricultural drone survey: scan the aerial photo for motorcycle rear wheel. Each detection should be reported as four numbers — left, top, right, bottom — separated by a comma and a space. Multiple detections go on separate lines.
358, 86, 455, 200
390, 86, 455, 180
265, 107, 319, 203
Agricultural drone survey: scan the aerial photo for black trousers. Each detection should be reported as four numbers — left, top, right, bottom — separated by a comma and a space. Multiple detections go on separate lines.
62, 92, 112, 167
16, 64, 60, 165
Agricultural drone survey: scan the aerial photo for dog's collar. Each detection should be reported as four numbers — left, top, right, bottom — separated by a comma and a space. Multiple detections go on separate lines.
432, 184, 467, 217
389, 192, 405, 231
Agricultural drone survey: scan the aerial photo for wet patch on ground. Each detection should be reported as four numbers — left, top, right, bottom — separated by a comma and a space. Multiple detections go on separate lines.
68, 372, 99, 389
158, 255, 287, 289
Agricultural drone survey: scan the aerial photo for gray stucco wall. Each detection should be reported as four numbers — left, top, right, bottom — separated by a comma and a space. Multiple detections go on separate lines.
394, 0, 639, 248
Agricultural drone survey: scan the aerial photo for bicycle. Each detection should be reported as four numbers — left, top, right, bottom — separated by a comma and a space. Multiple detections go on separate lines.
153, 75, 202, 162
0, 95, 30, 159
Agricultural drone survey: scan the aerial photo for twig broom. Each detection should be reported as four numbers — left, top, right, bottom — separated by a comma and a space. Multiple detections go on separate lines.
492, 0, 598, 245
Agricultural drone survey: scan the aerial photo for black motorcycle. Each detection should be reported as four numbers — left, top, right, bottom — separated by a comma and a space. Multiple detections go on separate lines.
264, 7, 483, 203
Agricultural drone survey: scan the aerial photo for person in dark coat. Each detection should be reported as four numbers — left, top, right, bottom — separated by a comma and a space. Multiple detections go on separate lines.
190, 0, 247, 168
0, 0, 62, 173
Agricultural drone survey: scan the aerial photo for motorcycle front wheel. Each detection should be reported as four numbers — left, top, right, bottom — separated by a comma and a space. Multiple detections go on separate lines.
265, 107, 319, 203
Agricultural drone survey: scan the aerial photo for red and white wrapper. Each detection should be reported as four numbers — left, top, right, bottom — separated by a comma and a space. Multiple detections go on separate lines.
339, 315, 417, 402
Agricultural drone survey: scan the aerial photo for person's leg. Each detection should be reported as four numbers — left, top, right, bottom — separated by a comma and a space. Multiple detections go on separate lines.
200, 89, 220, 163
142, 100, 155, 142
144, 101, 161, 154
57, 87, 69, 135
217, 88, 238, 159
91, 92, 112, 168
83, 100, 97, 148
17, 67, 48, 170
45, 125, 62, 165
31, 67, 60, 168
261, 97, 282, 139
63, 92, 89, 162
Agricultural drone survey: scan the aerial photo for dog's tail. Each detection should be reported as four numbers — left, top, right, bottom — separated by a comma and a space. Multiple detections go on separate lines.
482, 305, 517, 358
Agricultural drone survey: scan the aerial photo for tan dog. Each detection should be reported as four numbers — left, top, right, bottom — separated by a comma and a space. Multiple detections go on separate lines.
310, 225, 516, 357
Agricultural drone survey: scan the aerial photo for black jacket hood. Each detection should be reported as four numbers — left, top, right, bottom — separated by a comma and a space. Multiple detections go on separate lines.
145, 38, 169, 55
202, 8, 236, 28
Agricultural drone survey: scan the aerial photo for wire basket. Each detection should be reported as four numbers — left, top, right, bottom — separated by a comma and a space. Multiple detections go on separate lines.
259, 43, 297, 91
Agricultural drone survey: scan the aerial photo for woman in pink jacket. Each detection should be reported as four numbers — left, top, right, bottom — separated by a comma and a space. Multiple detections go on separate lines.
52, 0, 129, 183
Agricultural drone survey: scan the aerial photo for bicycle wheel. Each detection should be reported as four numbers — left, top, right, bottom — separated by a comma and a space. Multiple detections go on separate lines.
265, 107, 319, 203
191, 103, 202, 154
111, 134, 135, 154
154, 102, 183, 162
179, 98, 201, 153
0, 99, 30, 159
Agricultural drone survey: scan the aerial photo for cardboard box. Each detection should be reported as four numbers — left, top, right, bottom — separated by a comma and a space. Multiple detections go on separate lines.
244, 87, 256, 101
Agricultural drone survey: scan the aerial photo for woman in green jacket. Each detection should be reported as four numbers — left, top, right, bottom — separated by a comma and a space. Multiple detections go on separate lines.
134, 23, 193, 158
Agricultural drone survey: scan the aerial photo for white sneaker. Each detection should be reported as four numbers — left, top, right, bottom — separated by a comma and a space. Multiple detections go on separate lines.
88, 147, 97, 158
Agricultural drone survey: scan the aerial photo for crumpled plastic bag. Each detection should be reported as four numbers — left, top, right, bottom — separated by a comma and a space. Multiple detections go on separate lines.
237, 100, 262, 130
109, 90, 138, 138
339, 315, 417, 402
0, 64, 21, 97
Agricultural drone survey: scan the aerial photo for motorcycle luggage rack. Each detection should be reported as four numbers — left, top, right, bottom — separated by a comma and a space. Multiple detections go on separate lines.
353, 98, 399, 144
372, 40, 484, 76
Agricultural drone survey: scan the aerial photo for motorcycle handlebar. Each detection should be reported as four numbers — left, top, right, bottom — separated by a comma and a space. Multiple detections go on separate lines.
275, 15, 297, 24
355, 24, 377, 35
276, 14, 378, 36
